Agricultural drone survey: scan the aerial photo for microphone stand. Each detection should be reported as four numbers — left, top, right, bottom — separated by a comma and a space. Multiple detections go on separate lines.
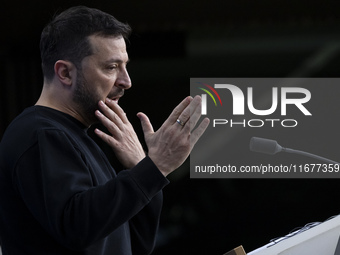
250, 137, 340, 165
282, 147, 340, 165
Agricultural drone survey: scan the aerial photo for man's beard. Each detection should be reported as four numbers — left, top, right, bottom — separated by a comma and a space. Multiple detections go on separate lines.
73, 71, 100, 125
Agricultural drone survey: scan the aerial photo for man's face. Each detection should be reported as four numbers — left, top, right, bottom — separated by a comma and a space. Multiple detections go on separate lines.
73, 35, 131, 124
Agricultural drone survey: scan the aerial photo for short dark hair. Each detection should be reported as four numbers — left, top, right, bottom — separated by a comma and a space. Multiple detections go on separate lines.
40, 6, 131, 81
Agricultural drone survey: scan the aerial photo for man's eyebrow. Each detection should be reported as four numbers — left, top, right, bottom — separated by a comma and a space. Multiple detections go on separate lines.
104, 58, 130, 64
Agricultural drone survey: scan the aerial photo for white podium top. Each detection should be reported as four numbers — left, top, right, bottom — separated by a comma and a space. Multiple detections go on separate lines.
248, 214, 340, 255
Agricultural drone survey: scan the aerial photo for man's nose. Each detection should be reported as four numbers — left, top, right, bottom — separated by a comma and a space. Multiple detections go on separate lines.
116, 68, 132, 90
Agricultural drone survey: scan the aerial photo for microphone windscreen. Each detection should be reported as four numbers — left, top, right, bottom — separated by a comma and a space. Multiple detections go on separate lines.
249, 137, 282, 155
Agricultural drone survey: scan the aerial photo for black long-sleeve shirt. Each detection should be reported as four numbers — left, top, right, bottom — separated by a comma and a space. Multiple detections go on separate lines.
0, 106, 169, 254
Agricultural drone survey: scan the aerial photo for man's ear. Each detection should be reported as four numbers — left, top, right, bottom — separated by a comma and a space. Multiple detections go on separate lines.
54, 60, 76, 86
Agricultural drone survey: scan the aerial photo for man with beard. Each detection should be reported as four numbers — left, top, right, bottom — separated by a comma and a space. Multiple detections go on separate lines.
0, 6, 209, 255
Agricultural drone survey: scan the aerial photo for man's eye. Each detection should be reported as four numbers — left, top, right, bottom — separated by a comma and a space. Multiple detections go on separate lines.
108, 65, 118, 70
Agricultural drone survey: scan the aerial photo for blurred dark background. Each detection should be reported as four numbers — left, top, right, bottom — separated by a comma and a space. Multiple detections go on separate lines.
1, 0, 340, 254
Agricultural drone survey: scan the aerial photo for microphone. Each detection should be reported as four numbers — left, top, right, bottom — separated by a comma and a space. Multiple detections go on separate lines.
249, 137, 340, 164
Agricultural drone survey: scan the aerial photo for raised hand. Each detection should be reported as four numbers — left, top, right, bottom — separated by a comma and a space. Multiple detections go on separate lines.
94, 98, 146, 168
137, 96, 210, 176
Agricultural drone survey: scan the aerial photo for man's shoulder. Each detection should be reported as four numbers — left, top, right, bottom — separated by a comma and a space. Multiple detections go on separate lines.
0, 106, 90, 170
9, 105, 85, 134
1, 106, 86, 152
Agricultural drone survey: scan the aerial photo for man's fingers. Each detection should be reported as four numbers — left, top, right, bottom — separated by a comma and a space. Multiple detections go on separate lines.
175, 95, 202, 130
137, 112, 154, 135
165, 96, 192, 126
94, 128, 116, 146
95, 110, 121, 139
97, 99, 127, 127
104, 98, 129, 123
183, 96, 203, 131
190, 117, 210, 147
